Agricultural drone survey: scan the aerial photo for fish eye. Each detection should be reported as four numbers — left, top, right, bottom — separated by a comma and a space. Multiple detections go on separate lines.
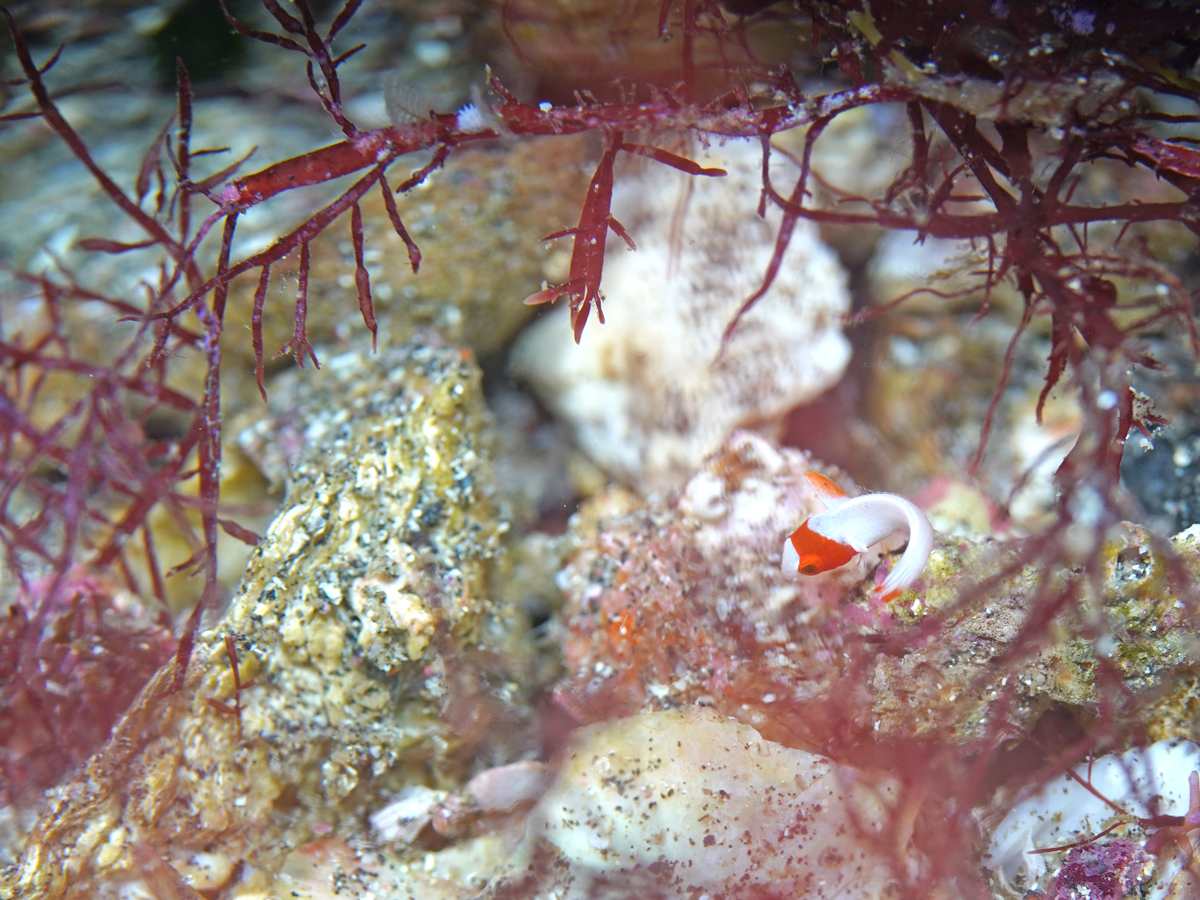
799, 564, 817, 575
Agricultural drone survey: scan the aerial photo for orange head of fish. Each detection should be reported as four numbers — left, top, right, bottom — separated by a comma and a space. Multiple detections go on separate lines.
784, 518, 857, 575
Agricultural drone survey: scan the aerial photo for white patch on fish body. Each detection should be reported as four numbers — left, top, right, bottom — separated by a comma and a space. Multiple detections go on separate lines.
806, 492, 933, 595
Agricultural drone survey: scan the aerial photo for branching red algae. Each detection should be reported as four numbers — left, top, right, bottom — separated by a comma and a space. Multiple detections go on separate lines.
5, 0, 1197, 663
3, 0, 1200, 895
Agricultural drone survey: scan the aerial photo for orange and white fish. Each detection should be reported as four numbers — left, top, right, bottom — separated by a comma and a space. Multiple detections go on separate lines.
782, 472, 933, 602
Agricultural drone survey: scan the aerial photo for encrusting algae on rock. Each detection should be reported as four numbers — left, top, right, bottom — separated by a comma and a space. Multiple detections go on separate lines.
6, 340, 536, 899
5, 1, 1200, 896
10, 409, 1200, 898
551, 432, 1200, 751
534, 434, 1200, 898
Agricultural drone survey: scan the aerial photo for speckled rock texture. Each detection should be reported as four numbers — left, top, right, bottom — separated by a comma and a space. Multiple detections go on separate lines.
550, 431, 1200, 751
511, 139, 852, 494
6, 340, 534, 899
489, 707, 916, 900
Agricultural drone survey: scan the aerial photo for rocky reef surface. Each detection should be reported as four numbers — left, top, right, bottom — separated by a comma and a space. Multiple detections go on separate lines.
4, 4, 1200, 899
550, 432, 1200, 750
11, 408, 1200, 897
7, 341, 537, 898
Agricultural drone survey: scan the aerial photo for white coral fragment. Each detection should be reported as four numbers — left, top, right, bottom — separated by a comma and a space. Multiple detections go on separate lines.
370, 785, 448, 844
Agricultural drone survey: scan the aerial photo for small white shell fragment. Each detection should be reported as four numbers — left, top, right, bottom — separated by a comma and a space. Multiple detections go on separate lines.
182, 850, 236, 890
465, 760, 546, 813
370, 785, 448, 844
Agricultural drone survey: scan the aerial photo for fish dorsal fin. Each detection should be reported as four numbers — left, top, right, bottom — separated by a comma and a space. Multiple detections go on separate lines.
805, 471, 850, 510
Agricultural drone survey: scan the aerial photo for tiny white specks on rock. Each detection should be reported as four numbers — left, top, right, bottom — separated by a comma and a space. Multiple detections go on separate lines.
497, 707, 916, 899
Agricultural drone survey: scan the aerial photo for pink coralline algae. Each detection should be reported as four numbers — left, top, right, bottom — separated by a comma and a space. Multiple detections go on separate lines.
1043, 840, 1154, 900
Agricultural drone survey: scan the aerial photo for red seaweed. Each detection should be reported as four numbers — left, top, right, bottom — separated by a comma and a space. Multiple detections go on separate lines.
2, 3, 1200, 893
0, 0, 777, 687
0, 569, 175, 801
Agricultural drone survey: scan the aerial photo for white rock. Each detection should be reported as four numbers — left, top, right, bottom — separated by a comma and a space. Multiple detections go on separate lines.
983, 739, 1200, 896
515, 707, 913, 899
511, 139, 851, 494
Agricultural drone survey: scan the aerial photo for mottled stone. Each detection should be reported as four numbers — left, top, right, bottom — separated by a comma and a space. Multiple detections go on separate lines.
6, 340, 534, 899
475, 0, 802, 105
490, 707, 915, 900
883, 57, 1127, 128
861, 312, 1081, 525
